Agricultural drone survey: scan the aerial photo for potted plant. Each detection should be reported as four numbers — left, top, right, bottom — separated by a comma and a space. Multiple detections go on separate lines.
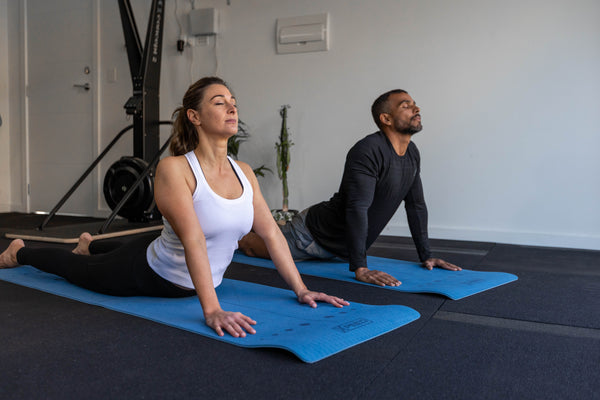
271, 105, 298, 224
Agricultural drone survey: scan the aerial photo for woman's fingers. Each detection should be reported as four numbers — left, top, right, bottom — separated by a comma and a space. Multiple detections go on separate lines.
299, 291, 350, 308
208, 311, 257, 337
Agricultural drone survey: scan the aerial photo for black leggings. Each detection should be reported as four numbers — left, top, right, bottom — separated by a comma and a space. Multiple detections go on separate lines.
16, 232, 195, 298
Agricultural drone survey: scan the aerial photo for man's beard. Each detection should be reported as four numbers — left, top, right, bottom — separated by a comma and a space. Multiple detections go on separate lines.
406, 125, 422, 136
395, 117, 422, 135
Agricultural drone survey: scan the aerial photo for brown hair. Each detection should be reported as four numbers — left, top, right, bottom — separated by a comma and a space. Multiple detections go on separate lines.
169, 76, 231, 156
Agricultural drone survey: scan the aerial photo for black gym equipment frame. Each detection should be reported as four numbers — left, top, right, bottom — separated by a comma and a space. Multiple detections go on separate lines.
38, 0, 169, 233
119, 0, 163, 162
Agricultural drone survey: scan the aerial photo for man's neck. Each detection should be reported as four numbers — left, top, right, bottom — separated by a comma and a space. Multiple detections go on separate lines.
382, 129, 411, 156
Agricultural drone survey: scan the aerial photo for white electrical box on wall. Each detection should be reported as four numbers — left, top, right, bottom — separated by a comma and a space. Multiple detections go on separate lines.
189, 8, 218, 36
276, 13, 329, 54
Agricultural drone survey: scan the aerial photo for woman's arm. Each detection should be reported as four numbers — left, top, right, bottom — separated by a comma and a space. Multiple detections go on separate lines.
237, 162, 349, 308
154, 156, 256, 337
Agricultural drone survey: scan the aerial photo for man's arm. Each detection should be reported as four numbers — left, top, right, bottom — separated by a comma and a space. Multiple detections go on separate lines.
405, 174, 461, 271
343, 146, 401, 286
342, 146, 377, 271
404, 174, 432, 262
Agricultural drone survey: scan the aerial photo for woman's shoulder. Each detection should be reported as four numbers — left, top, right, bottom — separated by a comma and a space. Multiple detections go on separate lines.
158, 154, 189, 169
156, 155, 193, 180
233, 159, 254, 176
155, 155, 196, 193
232, 159, 259, 190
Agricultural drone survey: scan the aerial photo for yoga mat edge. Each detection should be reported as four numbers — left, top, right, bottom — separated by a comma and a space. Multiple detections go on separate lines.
0, 266, 420, 363
232, 252, 518, 300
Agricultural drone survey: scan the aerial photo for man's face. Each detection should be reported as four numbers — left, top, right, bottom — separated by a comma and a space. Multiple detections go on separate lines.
383, 92, 422, 135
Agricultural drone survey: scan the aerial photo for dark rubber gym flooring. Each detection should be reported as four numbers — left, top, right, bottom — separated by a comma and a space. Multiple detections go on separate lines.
1, 213, 599, 399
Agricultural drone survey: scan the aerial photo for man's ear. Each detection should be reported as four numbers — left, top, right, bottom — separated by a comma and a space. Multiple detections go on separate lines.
379, 113, 392, 127
187, 109, 201, 126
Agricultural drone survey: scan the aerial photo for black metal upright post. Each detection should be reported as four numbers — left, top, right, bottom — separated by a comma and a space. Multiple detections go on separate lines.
118, 0, 164, 163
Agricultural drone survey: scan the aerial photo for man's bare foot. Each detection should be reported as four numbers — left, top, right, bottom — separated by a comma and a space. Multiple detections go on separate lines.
238, 232, 271, 259
0, 239, 25, 268
72, 232, 93, 255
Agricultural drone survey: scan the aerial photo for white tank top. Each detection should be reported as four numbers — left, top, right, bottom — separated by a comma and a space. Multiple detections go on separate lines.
146, 152, 254, 289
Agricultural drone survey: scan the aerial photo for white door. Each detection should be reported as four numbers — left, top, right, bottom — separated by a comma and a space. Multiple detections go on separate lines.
26, 0, 96, 216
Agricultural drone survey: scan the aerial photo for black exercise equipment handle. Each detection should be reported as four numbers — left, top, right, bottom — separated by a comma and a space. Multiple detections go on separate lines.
38, 124, 134, 231
98, 132, 172, 234
38, 121, 173, 232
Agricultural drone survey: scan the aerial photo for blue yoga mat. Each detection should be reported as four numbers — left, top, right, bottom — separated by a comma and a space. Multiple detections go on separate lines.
232, 253, 517, 300
0, 266, 420, 363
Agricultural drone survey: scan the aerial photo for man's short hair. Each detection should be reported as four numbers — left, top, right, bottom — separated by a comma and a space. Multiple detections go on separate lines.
371, 89, 408, 130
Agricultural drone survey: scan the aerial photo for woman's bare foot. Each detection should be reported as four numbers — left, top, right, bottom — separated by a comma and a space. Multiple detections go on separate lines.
72, 232, 93, 255
0, 239, 25, 269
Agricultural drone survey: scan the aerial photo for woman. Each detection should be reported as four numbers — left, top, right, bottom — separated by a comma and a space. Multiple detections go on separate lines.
0, 77, 348, 338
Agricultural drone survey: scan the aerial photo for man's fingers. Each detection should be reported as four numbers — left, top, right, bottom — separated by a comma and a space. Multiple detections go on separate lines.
423, 258, 462, 271
449, 262, 462, 271
440, 260, 461, 271
371, 276, 386, 287
356, 269, 400, 286
369, 271, 400, 286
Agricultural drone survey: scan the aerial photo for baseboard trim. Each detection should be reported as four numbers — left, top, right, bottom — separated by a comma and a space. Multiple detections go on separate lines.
382, 224, 600, 251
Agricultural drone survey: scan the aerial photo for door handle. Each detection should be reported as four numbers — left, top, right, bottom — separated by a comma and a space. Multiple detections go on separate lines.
73, 83, 90, 91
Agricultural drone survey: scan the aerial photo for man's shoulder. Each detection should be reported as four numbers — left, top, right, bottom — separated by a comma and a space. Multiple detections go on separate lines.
349, 131, 386, 153
357, 131, 385, 145
344, 132, 389, 172
407, 141, 421, 158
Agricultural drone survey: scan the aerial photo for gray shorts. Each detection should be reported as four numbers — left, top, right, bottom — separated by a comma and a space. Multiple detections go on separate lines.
280, 208, 335, 261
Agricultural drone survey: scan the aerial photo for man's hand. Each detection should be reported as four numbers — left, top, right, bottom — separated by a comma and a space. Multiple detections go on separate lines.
354, 267, 401, 286
296, 289, 350, 308
422, 258, 462, 271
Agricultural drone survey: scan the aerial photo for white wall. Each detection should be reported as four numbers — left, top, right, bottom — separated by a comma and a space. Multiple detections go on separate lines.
0, 0, 11, 211
8, 0, 600, 250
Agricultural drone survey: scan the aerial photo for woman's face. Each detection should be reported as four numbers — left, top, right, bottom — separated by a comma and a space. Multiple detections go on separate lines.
189, 84, 238, 138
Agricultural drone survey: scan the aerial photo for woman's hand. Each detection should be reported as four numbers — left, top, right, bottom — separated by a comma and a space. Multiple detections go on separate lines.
296, 289, 350, 308
205, 309, 257, 338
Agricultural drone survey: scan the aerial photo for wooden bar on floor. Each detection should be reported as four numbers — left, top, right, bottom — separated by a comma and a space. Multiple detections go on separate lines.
4, 220, 163, 244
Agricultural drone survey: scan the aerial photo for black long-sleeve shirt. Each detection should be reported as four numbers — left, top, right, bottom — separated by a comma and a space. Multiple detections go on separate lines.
305, 131, 432, 271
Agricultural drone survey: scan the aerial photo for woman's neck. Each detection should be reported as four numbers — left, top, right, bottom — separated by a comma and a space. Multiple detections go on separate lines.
193, 135, 230, 170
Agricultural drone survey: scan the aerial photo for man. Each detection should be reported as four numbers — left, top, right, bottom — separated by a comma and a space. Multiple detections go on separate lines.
239, 89, 460, 286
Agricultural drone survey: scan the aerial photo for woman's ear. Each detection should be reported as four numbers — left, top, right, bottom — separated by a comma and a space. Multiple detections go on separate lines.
186, 109, 201, 126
